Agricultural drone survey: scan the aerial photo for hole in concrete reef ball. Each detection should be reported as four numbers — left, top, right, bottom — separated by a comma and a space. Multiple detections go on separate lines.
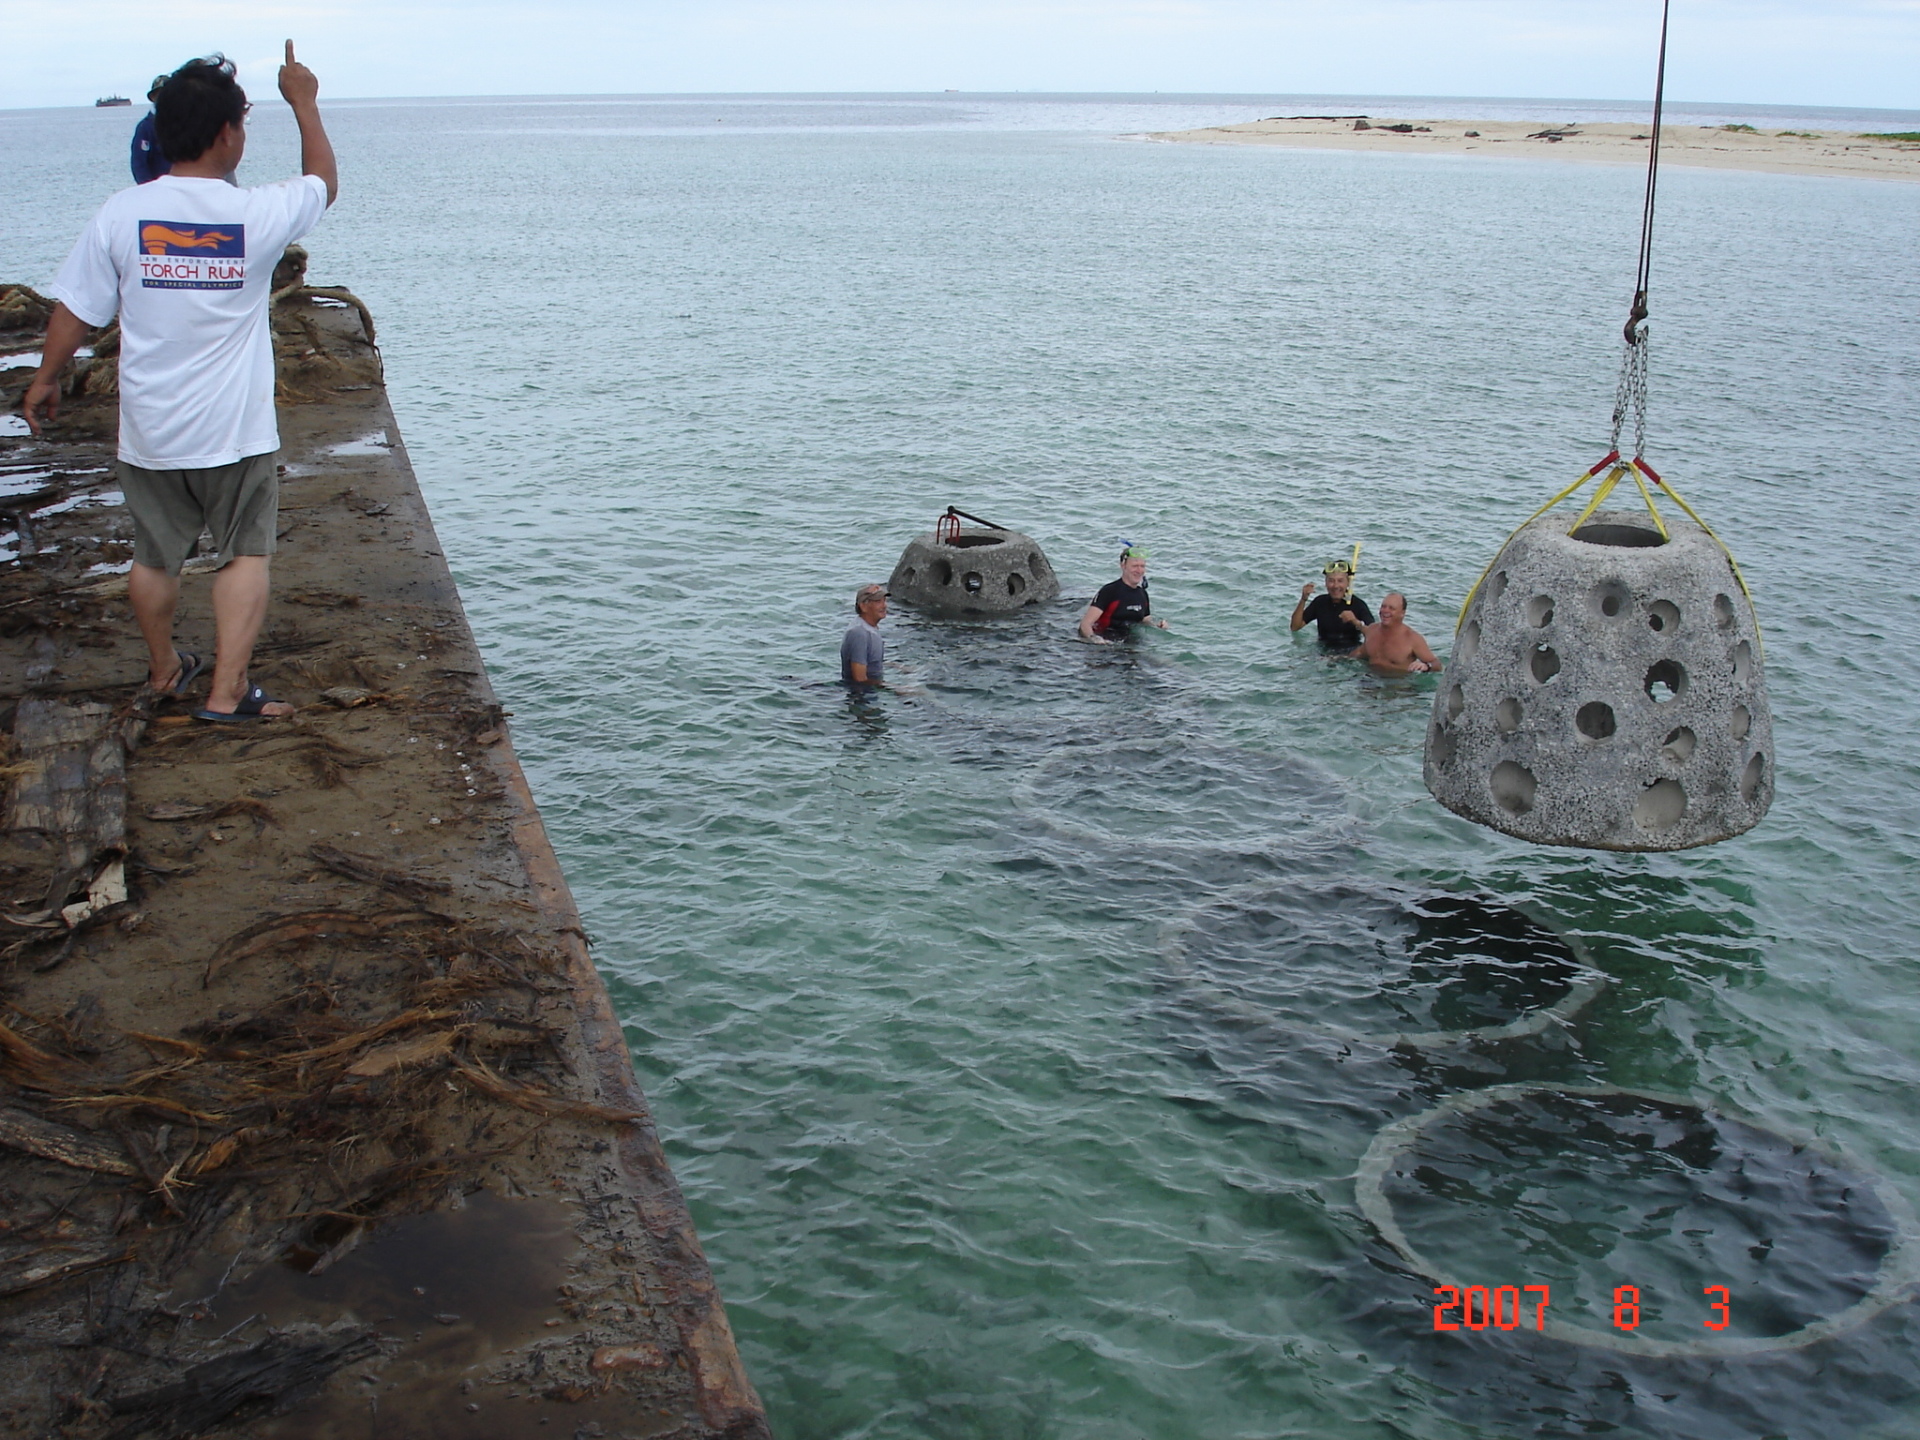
1714, 592, 1736, 629
1488, 570, 1509, 603
963, 571, 983, 594
1593, 580, 1630, 619
934, 558, 953, 586
1429, 724, 1455, 768
1530, 645, 1561, 684
1490, 760, 1536, 815
1030, 552, 1051, 578
1527, 595, 1554, 628
1007, 572, 1026, 596
1662, 726, 1696, 762
1648, 599, 1681, 633
1446, 685, 1464, 721
1633, 778, 1687, 830
948, 534, 1005, 548
1733, 640, 1753, 686
1731, 704, 1751, 741
1495, 697, 1523, 733
1644, 659, 1686, 702
1575, 701, 1616, 740
1456, 619, 1480, 665
1741, 752, 1767, 804
901, 566, 916, 585
1573, 521, 1666, 548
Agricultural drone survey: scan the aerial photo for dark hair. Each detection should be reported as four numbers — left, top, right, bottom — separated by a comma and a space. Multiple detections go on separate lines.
154, 55, 246, 164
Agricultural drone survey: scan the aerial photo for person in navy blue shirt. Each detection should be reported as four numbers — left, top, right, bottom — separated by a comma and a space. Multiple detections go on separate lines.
130, 76, 171, 183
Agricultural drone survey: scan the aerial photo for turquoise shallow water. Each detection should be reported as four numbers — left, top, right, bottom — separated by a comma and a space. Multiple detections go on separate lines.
7, 93, 1920, 1439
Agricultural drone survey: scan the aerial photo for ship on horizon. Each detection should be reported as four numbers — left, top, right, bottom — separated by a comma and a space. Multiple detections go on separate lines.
95, 94, 131, 107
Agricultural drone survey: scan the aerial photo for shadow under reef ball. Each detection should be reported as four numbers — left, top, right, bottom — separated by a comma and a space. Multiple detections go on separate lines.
1357, 1083, 1920, 1358
1160, 887, 1607, 1050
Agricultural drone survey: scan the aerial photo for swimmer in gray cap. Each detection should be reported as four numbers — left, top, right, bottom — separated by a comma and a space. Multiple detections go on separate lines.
841, 583, 889, 689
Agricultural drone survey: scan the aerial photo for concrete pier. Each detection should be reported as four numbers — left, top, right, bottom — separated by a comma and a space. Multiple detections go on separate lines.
1, 287, 768, 1437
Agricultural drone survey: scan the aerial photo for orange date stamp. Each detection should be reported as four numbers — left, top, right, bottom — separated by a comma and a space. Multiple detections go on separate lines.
1431, 1284, 1733, 1332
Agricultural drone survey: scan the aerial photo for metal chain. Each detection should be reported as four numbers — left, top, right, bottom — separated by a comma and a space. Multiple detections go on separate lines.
1609, 324, 1649, 459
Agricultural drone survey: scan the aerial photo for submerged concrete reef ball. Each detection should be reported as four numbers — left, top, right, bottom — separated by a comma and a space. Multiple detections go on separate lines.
1160, 885, 1606, 1051
1357, 1084, 1920, 1358
1425, 508, 1771, 851
889, 527, 1059, 617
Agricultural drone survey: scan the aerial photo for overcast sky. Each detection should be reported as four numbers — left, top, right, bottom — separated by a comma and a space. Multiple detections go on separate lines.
7, 0, 1918, 112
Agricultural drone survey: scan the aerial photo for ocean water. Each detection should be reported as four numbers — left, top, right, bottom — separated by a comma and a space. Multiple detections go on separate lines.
6, 93, 1920, 1439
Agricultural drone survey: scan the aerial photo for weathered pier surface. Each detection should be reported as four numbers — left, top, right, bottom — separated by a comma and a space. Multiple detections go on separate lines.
1, 283, 769, 1438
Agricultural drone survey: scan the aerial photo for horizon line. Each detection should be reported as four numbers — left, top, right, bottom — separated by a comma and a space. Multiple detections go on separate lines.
11, 89, 1920, 118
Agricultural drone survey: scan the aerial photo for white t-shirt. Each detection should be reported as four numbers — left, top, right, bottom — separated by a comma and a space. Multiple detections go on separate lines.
51, 173, 330, 470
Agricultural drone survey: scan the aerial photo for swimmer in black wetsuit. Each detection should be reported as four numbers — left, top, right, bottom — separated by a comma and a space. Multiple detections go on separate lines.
1290, 556, 1374, 650
1079, 545, 1169, 645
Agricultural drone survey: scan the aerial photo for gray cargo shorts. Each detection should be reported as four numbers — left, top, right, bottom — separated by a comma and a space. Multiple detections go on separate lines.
114, 451, 279, 576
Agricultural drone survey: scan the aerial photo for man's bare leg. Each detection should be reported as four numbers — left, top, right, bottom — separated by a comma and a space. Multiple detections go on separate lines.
128, 562, 184, 689
204, 555, 294, 717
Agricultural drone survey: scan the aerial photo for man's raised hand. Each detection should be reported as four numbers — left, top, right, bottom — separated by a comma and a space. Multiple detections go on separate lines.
279, 40, 319, 108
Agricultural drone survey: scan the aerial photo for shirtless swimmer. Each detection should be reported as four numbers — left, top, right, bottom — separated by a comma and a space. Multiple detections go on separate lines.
1352, 592, 1443, 674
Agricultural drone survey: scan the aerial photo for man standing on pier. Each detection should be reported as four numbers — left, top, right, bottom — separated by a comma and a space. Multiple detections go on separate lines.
25, 43, 336, 721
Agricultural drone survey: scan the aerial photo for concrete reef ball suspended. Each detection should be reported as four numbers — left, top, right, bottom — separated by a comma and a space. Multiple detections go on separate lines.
1425, 507, 1772, 851
889, 525, 1059, 617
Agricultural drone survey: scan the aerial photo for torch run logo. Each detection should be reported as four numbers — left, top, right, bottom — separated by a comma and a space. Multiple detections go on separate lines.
138, 221, 246, 290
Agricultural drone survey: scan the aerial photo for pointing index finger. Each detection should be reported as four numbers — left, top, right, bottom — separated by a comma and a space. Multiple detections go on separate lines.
285, 39, 296, 65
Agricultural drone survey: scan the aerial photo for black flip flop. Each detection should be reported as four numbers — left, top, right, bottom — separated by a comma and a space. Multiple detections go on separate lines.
193, 683, 292, 723
159, 650, 205, 698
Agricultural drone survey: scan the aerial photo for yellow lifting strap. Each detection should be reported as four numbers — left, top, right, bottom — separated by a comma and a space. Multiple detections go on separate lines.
1455, 451, 1763, 658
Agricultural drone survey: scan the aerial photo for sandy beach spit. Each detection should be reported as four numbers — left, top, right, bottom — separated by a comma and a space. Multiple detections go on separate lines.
1147, 115, 1920, 183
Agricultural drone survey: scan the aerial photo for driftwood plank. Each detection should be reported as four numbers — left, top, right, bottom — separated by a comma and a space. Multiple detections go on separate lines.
7, 699, 126, 870
0, 1241, 136, 1298
0, 1104, 139, 1176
